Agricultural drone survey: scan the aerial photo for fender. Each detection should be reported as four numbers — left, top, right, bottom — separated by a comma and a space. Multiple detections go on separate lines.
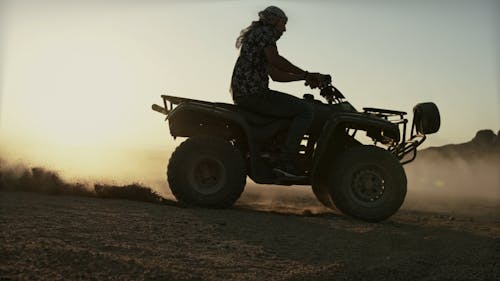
312, 112, 400, 178
167, 102, 247, 137
166, 102, 263, 179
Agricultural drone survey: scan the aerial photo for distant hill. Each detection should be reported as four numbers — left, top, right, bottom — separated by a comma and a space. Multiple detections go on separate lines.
418, 129, 500, 161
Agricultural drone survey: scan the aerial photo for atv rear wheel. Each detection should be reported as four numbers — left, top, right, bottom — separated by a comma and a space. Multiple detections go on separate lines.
167, 136, 246, 208
329, 145, 407, 222
312, 183, 334, 208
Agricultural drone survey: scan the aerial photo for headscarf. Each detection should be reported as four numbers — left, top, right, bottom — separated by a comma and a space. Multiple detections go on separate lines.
258, 6, 287, 24
235, 6, 288, 49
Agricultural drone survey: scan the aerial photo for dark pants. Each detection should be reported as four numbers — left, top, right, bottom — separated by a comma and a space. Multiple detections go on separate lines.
234, 90, 314, 161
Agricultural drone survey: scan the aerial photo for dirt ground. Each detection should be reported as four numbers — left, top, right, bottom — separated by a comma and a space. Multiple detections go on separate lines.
1, 188, 499, 281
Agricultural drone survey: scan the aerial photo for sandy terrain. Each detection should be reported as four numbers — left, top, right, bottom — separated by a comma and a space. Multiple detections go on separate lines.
1, 188, 499, 281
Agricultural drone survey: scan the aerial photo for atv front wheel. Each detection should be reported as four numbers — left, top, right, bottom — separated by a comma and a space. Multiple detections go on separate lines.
167, 136, 246, 208
329, 145, 407, 222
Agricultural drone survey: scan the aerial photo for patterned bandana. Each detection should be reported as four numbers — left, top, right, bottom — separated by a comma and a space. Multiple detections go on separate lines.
258, 6, 287, 24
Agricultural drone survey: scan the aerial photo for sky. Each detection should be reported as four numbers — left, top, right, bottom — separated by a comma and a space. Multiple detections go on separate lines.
0, 0, 499, 183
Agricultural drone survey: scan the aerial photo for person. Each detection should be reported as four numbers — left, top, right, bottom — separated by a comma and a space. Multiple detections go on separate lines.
230, 6, 328, 178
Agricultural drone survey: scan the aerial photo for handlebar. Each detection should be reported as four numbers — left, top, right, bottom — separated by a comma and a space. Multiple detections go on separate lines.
304, 73, 345, 104
320, 85, 345, 104
318, 75, 345, 104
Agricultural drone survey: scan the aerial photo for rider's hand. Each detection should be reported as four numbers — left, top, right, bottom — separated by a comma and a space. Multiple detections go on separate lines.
305, 72, 321, 89
317, 74, 332, 88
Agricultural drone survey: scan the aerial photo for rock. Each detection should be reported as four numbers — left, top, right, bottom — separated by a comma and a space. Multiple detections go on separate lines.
471, 129, 496, 146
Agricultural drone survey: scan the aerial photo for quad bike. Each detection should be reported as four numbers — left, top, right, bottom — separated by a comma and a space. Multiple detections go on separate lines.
152, 76, 440, 222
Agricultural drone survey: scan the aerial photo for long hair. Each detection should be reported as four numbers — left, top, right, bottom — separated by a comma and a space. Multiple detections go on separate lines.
235, 20, 263, 49
235, 6, 287, 49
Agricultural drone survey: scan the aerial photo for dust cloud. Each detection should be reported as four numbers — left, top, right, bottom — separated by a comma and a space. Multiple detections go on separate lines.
236, 184, 329, 216
403, 154, 499, 216
0, 157, 173, 204
3, 152, 499, 218
1, 130, 498, 219
402, 130, 500, 216
0, 141, 174, 196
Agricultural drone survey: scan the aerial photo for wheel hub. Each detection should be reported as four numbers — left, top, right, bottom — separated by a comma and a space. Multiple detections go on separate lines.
190, 156, 226, 195
351, 168, 385, 203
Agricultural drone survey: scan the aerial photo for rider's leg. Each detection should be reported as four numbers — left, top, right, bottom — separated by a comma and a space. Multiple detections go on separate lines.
235, 90, 314, 175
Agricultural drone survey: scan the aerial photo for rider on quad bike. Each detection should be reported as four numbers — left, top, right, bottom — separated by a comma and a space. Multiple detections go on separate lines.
151, 7, 441, 222
231, 6, 329, 179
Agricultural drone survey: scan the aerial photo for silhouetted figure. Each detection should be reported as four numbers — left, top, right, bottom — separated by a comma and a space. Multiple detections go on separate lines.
230, 6, 329, 178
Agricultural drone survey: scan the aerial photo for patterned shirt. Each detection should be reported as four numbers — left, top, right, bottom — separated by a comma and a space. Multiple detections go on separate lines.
230, 24, 280, 99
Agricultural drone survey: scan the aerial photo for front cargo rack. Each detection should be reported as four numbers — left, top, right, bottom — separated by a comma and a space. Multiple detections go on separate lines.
363, 107, 426, 165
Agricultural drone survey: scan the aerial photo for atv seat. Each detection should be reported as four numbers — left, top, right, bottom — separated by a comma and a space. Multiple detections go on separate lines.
214, 103, 287, 125
215, 103, 291, 141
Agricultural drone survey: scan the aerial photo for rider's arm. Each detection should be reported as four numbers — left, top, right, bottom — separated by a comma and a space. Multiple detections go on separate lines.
268, 65, 306, 82
264, 45, 306, 76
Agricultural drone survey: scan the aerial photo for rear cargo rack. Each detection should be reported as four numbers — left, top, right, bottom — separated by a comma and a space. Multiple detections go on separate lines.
152, 95, 213, 116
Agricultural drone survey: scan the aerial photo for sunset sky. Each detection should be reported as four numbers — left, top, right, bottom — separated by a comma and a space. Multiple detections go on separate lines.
0, 0, 498, 183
